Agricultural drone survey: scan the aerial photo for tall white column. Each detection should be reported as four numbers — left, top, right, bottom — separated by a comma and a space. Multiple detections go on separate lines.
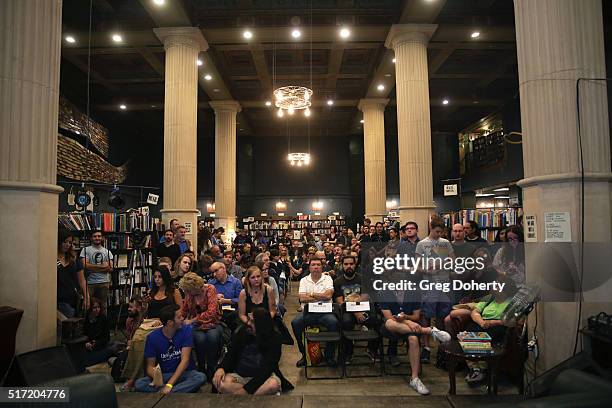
209, 100, 241, 242
386, 24, 437, 232
0, 0, 63, 352
154, 27, 208, 249
358, 98, 388, 221
514, 0, 612, 372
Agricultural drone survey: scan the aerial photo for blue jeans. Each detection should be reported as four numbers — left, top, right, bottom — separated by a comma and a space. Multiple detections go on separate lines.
58, 302, 76, 318
291, 311, 339, 361
135, 370, 206, 393
192, 325, 224, 378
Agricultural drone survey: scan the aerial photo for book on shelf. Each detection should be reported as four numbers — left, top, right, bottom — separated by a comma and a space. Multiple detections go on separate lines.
58, 211, 163, 233
441, 208, 523, 229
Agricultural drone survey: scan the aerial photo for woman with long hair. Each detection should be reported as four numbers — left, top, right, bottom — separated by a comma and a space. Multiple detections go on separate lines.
57, 229, 88, 317
213, 308, 293, 395
238, 265, 276, 325
172, 254, 193, 283
84, 297, 118, 366
328, 226, 338, 244
179, 272, 223, 379
120, 266, 182, 391
493, 225, 525, 287
199, 227, 213, 256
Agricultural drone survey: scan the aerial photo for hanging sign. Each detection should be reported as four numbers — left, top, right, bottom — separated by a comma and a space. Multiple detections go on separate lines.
444, 184, 458, 196
184, 222, 192, 235
525, 214, 537, 242
146, 193, 159, 205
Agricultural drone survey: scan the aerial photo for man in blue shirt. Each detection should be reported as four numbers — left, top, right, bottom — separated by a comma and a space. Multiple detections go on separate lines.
208, 261, 243, 330
135, 305, 206, 393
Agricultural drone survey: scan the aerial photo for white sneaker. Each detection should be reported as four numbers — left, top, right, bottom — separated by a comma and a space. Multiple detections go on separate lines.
409, 377, 430, 395
431, 327, 451, 343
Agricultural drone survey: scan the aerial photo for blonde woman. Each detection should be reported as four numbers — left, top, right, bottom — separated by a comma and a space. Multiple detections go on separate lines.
179, 272, 223, 379
172, 254, 193, 283
238, 265, 276, 326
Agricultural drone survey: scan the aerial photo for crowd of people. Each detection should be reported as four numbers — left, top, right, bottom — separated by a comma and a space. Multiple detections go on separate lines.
56, 215, 525, 395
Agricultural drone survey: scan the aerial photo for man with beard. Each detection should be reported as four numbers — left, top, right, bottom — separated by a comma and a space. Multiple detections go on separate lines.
334, 255, 379, 363
81, 229, 114, 314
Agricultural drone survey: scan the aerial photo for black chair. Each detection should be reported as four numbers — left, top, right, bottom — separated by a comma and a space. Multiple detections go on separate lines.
41, 373, 120, 408
303, 302, 343, 380
339, 302, 383, 378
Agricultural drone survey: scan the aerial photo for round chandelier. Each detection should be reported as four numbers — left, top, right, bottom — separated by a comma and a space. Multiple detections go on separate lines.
287, 152, 310, 166
274, 86, 312, 117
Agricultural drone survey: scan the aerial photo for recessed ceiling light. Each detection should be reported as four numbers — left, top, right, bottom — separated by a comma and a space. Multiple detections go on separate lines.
151, 104, 156, 108
304, 108, 311, 117
327, 100, 334, 106
75, 130, 80, 134
494, 196, 510, 199
277, 108, 284, 117
112, 33, 123, 43
471, 31, 480, 39
475, 193, 494, 197
213, 88, 219, 92
360, 119, 364, 123
442, 99, 449, 105
291, 29, 301, 39
204, 74, 212, 80
239, 128, 244, 131
265, 101, 272, 106
384, 73, 391, 77
119, 104, 127, 110
339, 28, 350, 39
243, 30, 253, 39
392, 58, 396, 63
493, 187, 509, 192
377, 84, 385, 91
153, 0, 165, 5
197, 59, 203, 66
65, 35, 76, 43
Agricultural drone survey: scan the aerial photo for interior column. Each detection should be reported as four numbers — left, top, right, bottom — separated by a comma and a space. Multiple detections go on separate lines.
154, 27, 208, 250
514, 0, 612, 372
0, 0, 63, 352
358, 98, 389, 221
385, 24, 437, 231
209, 100, 241, 243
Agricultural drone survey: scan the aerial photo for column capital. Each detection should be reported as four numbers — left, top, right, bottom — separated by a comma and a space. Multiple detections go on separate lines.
153, 27, 208, 52
385, 24, 437, 50
209, 100, 242, 114
358, 98, 389, 112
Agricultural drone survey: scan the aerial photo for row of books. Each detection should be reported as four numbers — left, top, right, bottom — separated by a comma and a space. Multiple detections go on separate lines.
109, 286, 149, 307
58, 212, 163, 232
441, 208, 523, 229
73, 235, 154, 250
458, 331, 493, 354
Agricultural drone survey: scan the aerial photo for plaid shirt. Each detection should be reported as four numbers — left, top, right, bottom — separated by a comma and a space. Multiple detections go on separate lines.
180, 284, 221, 331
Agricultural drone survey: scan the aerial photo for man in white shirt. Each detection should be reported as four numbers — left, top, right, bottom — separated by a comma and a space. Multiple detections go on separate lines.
290, 258, 339, 367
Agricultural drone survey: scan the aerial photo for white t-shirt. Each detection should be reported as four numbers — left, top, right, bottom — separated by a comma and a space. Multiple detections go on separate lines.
299, 273, 334, 303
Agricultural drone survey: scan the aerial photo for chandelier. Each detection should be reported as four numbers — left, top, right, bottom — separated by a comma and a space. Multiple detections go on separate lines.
287, 152, 310, 166
274, 86, 312, 117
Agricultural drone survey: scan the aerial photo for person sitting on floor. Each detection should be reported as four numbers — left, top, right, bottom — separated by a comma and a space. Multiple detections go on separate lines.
291, 258, 339, 367
135, 305, 206, 393
380, 291, 451, 395
464, 279, 517, 384
179, 272, 223, 380
213, 308, 294, 395
84, 297, 119, 367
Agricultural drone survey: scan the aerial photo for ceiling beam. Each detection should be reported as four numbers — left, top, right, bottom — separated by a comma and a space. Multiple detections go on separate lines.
249, 42, 272, 91
134, 46, 165, 78
476, 55, 517, 88
400, 0, 447, 23
62, 54, 119, 92
428, 42, 459, 77
325, 43, 345, 90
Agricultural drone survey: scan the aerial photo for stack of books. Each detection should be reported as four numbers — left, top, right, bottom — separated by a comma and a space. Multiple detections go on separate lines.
457, 331, 493, 354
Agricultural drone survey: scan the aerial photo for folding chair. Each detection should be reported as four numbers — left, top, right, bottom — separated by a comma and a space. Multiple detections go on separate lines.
303, 303, 343, 380
339, 302, 383, 378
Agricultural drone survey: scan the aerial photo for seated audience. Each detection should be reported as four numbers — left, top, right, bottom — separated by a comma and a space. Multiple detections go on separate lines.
334, 255, 379, 362
493, 225, 525, 287
135, 305, 206, 393
213, 308, 294, 395
175, 225, 193, 254
57, 229, 87, 317
84, 298, 118, 366
179, 272, 223, 379
209, 261, 243, 330
223, 249, 244, 280
291, 258, 339, 367
380, 293, 451, 395
172, 254, 193, 284
121, 266, 182, 391
238, 265, 277, 325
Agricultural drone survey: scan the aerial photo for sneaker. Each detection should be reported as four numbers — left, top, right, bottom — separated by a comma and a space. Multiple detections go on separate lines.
296, 357, 306, 367
409, 377, 430, 395
421, 347, 431, 364
431, 327, 451, 343
389, 355, 401, 367
466, 368, 486, 384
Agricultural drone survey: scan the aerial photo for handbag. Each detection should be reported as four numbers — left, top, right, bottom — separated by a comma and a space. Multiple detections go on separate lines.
304, 327, 322, 366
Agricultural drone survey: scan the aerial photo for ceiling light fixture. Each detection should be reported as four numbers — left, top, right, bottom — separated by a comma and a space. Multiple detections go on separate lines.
153, 0, 165, 5
265, 101, 272, 106
65, 35, 76, 43
471, 31, 480, 39
243, 30, 253, 39
339, 27, 350, 39
377, 84, 385, 91
494, 196, 510, 199
197, 59, 203, 66
111, 33, 123, 43
277, 108, 284, 117
291, 29, 301, 39
274, 85, 313, 114
327, 99, 334, 106
493, 187, 509, 192
304, 108, 311, 117
119, 104, 127, 110
288, 153, 310, 166
360, 119, 364, 123
392, 58, 396, 63
442, 99, 449, 105
204, 74, 212, 80
312, 201, 323, 210
475, 193, 494, 197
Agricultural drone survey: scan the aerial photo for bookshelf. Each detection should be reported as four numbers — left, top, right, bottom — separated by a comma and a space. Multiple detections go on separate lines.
440, 207, 523, 241
244, 215, 346, 239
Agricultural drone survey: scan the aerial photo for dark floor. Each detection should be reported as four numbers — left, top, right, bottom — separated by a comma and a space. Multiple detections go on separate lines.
90, 282, 521, 405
